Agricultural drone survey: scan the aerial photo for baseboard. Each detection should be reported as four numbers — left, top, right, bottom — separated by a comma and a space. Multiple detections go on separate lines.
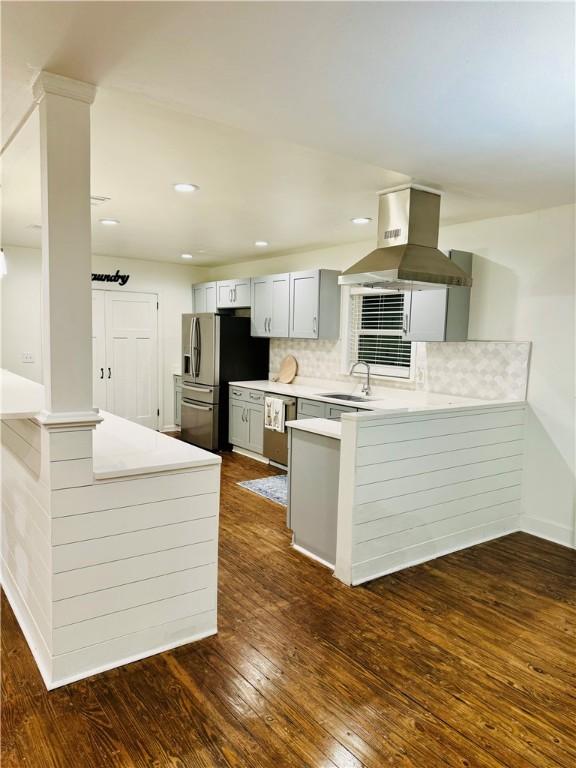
521, 517, 575, 549
231, 446, 270, 464
292, 542, 334, 570
1, 559, 52, 689
350, 518, 520, 585
50, 625, 217, 690
160, 425, 178, 433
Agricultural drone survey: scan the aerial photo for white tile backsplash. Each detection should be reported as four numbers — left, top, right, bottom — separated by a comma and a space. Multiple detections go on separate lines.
270, 338, 530, 401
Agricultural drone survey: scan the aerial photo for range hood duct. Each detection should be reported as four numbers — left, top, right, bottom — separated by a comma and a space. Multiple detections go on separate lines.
340, 186, 472, 289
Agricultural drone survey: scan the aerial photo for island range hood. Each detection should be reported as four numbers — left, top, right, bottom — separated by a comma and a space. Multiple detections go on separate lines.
339, 186, 473, 289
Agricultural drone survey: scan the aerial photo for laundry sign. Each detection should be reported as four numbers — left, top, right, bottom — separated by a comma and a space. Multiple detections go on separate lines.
92, 270, 130, 286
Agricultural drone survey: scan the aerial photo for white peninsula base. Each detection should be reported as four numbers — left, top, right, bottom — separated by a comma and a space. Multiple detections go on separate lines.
1, 370, 221, 689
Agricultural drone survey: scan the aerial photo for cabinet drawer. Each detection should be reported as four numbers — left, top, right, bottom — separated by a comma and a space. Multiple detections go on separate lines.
229, 386, 265, 404
246, 389, 265, 405
229, 386, 250, 403
326, 404, 358, 419
297, 398, 326, 419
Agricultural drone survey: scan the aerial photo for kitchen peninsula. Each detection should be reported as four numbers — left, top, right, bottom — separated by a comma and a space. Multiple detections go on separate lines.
1, 369, 221, 689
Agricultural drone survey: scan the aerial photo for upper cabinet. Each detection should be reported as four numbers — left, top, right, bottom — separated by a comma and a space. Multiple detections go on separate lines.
216, 279, 251, 309
402, 250, 472, 342
289, 270, 340, 339
192, 282, 217, 314
250, 273, 290, 338
250, 269, 340, 339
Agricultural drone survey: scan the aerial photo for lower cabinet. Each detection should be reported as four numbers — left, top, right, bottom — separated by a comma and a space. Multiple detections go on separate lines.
229, 387, 264, 454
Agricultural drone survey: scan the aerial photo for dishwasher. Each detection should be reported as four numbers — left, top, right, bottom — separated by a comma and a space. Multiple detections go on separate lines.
262, 394, 297, 466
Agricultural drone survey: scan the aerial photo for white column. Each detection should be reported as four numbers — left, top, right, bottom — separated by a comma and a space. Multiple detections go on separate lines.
32, 72, 97, 420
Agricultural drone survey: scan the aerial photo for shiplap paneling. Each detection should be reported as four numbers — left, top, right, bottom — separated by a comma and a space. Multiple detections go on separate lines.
49, 429, 92, 461
53, 517, 218, 573
51, 609, 217, 688
335, 405, 526, 585
53, 588, 216, 654
1, 420, 41, 475
353, 470, 523, 524
52, 541, 215, 600
52, 467, 219, 517
356, 424, 524, 466
52, 493, 218, 544
54, 563, 216, 627
2, 411, 221, 689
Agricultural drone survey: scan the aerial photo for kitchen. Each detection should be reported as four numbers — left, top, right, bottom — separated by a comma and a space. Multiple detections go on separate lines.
1, 2, 574, 766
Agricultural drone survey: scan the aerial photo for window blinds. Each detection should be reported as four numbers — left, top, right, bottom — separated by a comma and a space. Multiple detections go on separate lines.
348, 290, 412, 377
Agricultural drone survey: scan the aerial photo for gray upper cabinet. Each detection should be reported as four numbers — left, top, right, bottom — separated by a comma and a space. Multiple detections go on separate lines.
192, 282, 217, 314
289, 269, 340, 340
403, 250, 472, 342
217, 279, 251, 309
250, 273, 290, 338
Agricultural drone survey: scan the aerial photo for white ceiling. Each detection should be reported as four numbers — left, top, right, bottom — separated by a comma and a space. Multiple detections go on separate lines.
2, 1, 574, 265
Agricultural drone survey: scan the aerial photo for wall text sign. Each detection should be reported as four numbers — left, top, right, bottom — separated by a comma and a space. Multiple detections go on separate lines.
92, 270, 130, 286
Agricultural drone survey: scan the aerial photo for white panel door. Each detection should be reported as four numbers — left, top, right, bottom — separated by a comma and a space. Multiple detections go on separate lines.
104, 292, 159, 428
92, 291, 107, 410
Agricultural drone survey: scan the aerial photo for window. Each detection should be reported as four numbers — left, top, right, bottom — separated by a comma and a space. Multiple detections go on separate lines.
346, 288, 413, 379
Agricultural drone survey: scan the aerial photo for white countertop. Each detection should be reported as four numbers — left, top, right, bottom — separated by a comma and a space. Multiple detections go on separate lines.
229, 378, 503, 413
1, 369, 220, 479
1, 369, 44, 418
93, 412, 220, 479
286, 418, 342, 440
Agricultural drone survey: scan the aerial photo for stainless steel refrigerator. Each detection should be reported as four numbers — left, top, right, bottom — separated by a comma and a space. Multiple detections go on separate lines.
181, 313, 269, 450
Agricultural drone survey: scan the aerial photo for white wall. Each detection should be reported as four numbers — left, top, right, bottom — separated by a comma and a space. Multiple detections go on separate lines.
439, 204, 575, 547
0, 246, 210, 429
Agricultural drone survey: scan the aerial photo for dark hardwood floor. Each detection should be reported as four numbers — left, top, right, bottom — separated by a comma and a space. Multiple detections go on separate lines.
2, 451, 575, 767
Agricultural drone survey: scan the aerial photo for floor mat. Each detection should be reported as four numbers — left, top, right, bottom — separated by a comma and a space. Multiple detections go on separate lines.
237, 474, 288, 506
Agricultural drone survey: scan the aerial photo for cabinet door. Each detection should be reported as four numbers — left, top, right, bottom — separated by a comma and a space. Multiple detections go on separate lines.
246, 405, 264, 454
404, 287, 448, 342
251, 276, 271, 337
217, 281, 234, 309
290, 270, 319, 338
205, 283, 217, 313
192, 285, 206, 314
269, 273, 290, 337
229, 400, 248, 447
232, 279, 251, 308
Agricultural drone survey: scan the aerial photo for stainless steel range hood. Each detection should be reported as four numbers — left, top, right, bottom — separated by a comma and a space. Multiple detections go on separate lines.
340, 186, 473, 289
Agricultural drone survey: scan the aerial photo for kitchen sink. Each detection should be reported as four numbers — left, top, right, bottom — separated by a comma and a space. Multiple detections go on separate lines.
319, 393, 370, 402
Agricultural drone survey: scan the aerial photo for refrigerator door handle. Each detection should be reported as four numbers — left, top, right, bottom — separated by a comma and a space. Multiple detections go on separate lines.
182, 399, 213, 411
193, 317, 201, 377
182, 383, 212, 393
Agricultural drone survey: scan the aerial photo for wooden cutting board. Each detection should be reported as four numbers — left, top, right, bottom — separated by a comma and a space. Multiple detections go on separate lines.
277, 355, 298, 384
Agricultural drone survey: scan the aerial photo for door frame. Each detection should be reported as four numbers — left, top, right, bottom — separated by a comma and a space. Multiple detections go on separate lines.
92, 288, 160, 430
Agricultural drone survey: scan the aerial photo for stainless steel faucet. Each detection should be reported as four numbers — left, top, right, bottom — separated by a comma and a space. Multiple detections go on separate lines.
349, 360, 372, 396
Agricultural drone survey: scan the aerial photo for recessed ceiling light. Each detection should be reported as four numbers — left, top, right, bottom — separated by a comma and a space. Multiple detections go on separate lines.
174, 183, 200, 193
181, 253, 194, 259
255, 240, 269, 247
351, 217, 372, 225
100, 218, 119, 226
